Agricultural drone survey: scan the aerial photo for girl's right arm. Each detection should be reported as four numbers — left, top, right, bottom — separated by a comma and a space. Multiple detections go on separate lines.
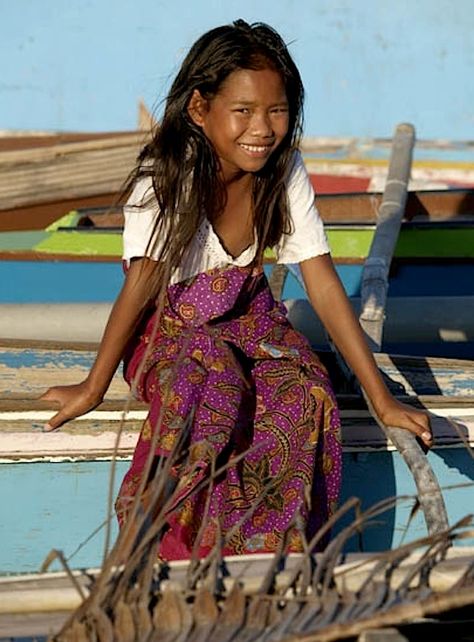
40, 257, 160, 430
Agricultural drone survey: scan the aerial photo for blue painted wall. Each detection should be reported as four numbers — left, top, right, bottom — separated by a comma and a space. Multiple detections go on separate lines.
1, 0, 473, 139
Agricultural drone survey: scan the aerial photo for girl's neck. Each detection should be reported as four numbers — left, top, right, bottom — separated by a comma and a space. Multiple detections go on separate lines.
222, 168, 253, 189
221, 172, 253, 219
211, 172, 254, 258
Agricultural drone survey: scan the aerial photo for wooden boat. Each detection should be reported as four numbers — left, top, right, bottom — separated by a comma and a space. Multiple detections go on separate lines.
1, 128, 474, 231
1, 126, 474, 251
1, 127, 473, 640
1, 187, 473, 357
0, 128, 472, 356
0, 340, 473, 639
0, 131, 143, 231
1, 187, 474, 259
1, 546, 473, 640
0, 341, 472, 574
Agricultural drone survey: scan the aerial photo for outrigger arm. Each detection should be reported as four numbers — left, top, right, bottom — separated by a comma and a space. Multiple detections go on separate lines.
359, 123, 449, 535
269, 123, 449, 537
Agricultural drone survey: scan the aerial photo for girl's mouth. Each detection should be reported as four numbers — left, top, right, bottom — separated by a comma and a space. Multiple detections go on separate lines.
239, 143, 273, 155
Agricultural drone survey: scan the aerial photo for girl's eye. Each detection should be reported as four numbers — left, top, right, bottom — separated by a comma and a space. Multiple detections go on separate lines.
235, 108, 250, 114
271, 107, 289, 114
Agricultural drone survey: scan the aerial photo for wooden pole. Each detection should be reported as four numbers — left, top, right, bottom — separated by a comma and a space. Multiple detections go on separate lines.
359, 123, 449, 536
359, 123, 415, 351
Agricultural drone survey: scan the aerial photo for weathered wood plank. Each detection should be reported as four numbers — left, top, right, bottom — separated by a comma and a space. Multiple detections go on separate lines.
0, 345, 127, 400
0, 132, 143, 165
0, 345, 472, 459
316, 188, 474, 223
2, 344, 473, 401
1, 409, 471, 459
0, 611, 70, 638
0, 549, 473, 636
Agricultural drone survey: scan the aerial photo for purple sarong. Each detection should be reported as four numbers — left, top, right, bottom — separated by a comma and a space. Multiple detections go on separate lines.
116, 265, 341, 559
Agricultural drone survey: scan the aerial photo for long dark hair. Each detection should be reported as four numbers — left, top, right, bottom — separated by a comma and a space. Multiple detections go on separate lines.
127, 19, 305, 279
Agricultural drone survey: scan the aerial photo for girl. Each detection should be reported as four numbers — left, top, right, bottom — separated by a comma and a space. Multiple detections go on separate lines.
41, 20, 432, 559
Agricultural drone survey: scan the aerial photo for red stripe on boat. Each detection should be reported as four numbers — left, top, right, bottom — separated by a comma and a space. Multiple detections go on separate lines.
309, 174, 371, 194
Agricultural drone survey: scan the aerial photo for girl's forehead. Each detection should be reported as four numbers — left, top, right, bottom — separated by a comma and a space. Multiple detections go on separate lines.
217, 67, 287, 98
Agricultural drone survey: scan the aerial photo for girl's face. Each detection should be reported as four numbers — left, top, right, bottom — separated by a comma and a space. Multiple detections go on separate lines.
188, 67, 290, 181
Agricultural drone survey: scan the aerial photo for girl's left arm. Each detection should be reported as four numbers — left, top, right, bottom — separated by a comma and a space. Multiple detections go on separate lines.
300, 254, 433, 447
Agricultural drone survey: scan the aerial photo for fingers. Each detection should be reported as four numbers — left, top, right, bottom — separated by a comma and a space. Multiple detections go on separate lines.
43, 410, 68, 432
39, 387, 62, 430
380, 403, 433, 448
408, 420, 433, 448
39, 380, 102, 432
43, 397, 89, 431
409, 411, 433, 447
39, 387, 73, 431
397, 411, 433, 448
39, 388, 58, 402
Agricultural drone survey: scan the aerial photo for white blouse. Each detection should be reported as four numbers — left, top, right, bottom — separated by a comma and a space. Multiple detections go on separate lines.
122, 151, 330, 284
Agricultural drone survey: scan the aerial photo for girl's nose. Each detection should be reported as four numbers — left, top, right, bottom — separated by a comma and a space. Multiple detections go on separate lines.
250, 111, 273, 137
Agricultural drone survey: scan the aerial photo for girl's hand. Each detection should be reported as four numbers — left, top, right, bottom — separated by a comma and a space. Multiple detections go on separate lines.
39, 381, 103, 432
374, 397, 433, 448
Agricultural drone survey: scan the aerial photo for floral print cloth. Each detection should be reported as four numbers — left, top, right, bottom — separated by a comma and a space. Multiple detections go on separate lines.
116, 265, 341, 559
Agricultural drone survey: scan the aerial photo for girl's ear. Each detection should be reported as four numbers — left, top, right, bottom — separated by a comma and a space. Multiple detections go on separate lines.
187, 89, 208, 127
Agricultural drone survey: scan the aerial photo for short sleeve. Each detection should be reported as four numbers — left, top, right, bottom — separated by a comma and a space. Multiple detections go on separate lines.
122, 177, 163, 262
275, 151, 330, 264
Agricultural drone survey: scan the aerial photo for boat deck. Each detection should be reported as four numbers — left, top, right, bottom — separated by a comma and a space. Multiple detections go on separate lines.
1, 343, 473, 459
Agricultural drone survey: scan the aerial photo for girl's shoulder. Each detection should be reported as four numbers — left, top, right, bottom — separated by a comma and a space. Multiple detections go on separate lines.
286, 149, 308, 183
286, 149, 314, 204
125, 175, 156, 210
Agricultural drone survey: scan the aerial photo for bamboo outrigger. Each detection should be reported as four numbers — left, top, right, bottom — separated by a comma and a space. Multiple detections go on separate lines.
0, 126, 473, 640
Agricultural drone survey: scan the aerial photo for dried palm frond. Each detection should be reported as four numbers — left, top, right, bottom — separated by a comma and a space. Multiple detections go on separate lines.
47, 459, 474, 642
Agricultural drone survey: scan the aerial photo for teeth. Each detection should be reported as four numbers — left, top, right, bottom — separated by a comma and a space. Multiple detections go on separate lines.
240, 144, 270, 153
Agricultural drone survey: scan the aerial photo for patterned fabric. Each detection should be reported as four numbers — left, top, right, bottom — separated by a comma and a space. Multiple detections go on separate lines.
116, 265, 341, 560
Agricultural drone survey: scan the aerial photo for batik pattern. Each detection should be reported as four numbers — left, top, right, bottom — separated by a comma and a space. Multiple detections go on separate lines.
116, 265, 341, 559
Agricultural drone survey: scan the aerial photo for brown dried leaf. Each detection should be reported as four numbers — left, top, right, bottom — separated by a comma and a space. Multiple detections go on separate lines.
193, 586, 219, 626
135, 599, 153, 639
114, 599, 136, 642
152, 588, 193, 639
89, 606, 114, 642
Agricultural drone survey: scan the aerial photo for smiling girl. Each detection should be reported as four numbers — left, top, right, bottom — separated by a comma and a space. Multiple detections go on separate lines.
41, 20, 432, 559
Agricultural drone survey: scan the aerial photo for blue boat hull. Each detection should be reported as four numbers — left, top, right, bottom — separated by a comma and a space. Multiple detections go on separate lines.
0, 260, 473, 358
0, 449, 472, 574
1, 259, 473, 304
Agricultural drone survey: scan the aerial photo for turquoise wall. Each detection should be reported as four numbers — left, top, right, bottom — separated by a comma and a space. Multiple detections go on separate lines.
1, 0, 473, 139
